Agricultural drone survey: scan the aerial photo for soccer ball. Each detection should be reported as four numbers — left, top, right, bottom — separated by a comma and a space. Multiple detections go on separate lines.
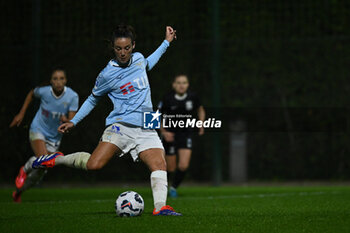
115, 191, 144, 217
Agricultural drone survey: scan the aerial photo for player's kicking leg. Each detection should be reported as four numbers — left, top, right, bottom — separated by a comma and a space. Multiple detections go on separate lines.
139, 148, 182, 216
33, 147, 181, 215
32, 141, 119, 171
32, 151, 92, 169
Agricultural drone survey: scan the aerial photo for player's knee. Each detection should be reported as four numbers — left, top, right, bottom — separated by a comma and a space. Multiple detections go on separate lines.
151, 159, 167, 172
86, 159, 104, 170
158, 160, 167, 171
178, 163, 189, 171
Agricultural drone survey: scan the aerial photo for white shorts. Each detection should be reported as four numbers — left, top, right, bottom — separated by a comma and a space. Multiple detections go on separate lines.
101, 122, 164, 161
29, 131, 61, 153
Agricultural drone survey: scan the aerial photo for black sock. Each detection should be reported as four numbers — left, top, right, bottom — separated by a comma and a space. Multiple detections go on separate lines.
172, 169, 187, 189
167, 171, 174, 184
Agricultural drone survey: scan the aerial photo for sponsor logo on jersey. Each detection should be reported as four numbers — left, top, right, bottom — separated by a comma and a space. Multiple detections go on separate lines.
135, 61, 144, 71
41, 108, 64, 119
120, 82, 135, 95
185, 101, 193, 111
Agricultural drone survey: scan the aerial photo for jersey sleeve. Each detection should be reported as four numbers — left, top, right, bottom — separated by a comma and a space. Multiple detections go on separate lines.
33, 87, 44, 98
146, 40, 169, 71
70, 94, 100, 126
91, 73, 111, 97
69, 93, 79, 111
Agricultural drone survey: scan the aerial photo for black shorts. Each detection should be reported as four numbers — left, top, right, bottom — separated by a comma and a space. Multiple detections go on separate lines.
162, 132, 193, 155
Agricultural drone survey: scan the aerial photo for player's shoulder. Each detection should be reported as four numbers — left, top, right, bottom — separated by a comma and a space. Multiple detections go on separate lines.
34, 85, 50, 94
99, 60, 118, 80
186, 91, 202, 107
132, 52, 146, 67
36, 85, 51, 91
132, 52, 145, 61
65, 86, 78, 97
187, 90, 199, 99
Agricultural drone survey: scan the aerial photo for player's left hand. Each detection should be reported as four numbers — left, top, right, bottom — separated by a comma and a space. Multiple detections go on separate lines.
9, 113, 24, 127
165, 26, 177, 43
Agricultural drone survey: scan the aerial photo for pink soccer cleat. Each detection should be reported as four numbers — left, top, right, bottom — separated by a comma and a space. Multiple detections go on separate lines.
15, 166, 27, 189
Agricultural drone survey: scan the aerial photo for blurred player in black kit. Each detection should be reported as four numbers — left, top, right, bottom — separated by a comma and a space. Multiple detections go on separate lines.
158, 74, 205, 197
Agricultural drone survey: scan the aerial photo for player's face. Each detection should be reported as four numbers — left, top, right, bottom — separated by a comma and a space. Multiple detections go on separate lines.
50, 70, 67, 92
173, 76, 189, 95
113, 37, 135, 66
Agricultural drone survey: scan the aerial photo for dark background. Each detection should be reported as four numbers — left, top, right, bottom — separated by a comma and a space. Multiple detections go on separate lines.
1, 0, 350, 184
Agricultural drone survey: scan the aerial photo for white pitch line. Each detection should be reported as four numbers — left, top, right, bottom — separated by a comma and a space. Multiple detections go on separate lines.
182, 191, 341, 200
0, 191, 342, 205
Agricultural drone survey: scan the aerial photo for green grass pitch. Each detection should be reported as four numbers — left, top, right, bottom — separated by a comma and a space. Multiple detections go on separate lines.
0, 186, 349, 233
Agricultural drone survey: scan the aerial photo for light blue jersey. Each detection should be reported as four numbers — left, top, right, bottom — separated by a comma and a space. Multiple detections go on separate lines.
30, 86, 79, 142
71, 40, 169, 127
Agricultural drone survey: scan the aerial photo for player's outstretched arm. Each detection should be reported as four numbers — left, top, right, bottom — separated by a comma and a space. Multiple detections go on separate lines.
9, 89, 34, 127
146, 26, 177, 71
60, 94, 100, 132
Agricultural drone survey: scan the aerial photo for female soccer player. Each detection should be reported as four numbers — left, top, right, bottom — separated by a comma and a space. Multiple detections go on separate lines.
158, 74, 205, 197
32, 24, 181, 216
10, 68, 79, 202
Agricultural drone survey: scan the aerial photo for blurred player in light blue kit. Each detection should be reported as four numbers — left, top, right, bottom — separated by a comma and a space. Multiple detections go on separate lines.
33, 24, 182, 216
10, 67, 79, 202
